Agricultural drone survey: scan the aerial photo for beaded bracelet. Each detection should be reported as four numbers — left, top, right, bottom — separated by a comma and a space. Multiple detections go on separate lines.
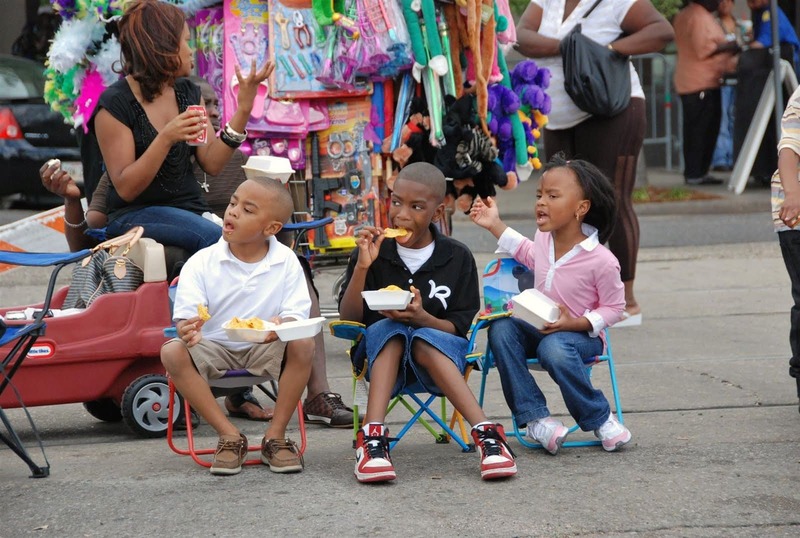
63, 215, 87, 228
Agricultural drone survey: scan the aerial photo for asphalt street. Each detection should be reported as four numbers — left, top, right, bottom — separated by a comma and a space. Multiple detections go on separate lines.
1, 174, 799, 537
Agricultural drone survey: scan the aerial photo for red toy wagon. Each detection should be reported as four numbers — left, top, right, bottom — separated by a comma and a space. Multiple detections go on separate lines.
0, 237, 182, 458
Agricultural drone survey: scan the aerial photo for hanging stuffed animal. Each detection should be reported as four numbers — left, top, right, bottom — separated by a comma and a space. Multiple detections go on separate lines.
510, 60, 552, 173
487, 83, 522, 184
384, 96, 436, 171
401, 0, 449, 82
434, 94, 513, 213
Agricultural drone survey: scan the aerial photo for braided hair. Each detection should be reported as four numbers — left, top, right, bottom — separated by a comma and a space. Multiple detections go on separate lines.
543, 154, 617, 244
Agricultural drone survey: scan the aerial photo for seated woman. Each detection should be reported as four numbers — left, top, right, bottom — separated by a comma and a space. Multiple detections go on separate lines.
91, 0, 273, 254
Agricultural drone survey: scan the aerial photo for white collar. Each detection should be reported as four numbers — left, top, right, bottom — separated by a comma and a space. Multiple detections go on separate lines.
215, 235, 287, 267
578, 223, 600, 251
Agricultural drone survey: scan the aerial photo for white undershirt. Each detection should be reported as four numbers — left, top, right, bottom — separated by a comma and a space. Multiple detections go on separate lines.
397, 242, 435, 274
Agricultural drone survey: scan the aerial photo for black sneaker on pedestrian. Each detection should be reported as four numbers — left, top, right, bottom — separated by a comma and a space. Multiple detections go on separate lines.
685, 175, 724, 186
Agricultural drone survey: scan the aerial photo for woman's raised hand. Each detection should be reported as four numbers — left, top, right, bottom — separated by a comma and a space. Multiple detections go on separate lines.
234, 59, 275, 111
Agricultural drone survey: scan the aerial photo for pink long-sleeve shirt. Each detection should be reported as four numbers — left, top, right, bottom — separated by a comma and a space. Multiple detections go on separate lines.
497, 224, 625, 337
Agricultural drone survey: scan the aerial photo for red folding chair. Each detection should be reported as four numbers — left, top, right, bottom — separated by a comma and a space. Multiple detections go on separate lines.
165, 370, 306, 468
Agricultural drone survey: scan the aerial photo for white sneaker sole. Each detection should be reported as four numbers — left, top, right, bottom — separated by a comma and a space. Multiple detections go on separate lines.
602, 431, 632, 452
209, 464, 243, 476
481, 464, 517, 480
260, 454, 303, 473
526, 428, 569, 455
355, 469, 397, 483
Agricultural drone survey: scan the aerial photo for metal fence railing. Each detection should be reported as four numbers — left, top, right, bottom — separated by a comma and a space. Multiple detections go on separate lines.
632, 53, 683, 172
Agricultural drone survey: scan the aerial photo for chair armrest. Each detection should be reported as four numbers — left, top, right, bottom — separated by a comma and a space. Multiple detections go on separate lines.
329, 320, 366, 341
477, 311, 513, 322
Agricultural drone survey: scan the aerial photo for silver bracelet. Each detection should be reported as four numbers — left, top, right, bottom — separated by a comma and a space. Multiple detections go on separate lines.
63, 214, 87, 228
223, 122, 247, 143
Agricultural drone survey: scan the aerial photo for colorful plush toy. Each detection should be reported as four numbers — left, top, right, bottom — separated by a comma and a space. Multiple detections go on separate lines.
401, 0, 448, 82
510, 60, 552, 173
386, 96, 436, 170
487, 83, 521, 183
434, 94, 514, 213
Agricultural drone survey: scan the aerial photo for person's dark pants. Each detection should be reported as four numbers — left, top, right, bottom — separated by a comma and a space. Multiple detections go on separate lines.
543, 97, 646, 283
778, 230, 800, 398
680, 88, 722, 181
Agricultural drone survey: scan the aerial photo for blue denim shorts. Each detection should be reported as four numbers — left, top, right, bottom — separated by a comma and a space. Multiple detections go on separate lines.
351, 319, 470, 397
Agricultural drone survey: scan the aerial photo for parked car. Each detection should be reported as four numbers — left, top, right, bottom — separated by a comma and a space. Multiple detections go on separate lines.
0, 54, 81, 202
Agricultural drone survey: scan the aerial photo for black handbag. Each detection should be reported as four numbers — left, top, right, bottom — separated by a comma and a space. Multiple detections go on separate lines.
560, 0, 631, 117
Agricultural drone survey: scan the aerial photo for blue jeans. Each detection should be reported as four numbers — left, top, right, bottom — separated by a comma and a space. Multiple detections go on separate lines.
107, 206, 221, 254
712, 85, 735, 169
353, 319, 470, 398
488, 316, 610, 431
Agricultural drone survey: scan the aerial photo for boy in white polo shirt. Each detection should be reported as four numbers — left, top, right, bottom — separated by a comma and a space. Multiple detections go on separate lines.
161, 177, 314, 475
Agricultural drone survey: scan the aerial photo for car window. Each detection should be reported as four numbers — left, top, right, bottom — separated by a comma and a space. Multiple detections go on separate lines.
0, 58, 44, 100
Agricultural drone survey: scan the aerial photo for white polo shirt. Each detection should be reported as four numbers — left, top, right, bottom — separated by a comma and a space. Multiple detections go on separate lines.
532, 0, 644, 129
173, 236, 311, 351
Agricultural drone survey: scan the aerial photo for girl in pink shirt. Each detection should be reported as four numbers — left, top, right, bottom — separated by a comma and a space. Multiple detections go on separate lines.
470, 155, 630, 455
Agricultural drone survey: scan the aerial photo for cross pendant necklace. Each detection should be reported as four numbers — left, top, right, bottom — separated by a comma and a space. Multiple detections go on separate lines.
198, 172, 209, 193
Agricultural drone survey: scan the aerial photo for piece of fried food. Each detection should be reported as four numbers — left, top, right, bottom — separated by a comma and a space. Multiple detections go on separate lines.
384, 227, 410, 238
227, 316, 266, 330
197, 304, 211, 321
380, 285, 404, 292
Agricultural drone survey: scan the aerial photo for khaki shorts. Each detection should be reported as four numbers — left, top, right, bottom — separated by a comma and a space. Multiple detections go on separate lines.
174, 338, 287, 381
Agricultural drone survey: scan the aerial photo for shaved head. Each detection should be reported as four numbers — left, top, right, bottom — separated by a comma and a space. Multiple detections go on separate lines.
250, 177, 294, 223
396, 162, 447, 203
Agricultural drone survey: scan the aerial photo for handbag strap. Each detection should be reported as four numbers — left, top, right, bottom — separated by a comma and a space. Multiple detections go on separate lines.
92, 226, 144, 254
581, 0, 605, 19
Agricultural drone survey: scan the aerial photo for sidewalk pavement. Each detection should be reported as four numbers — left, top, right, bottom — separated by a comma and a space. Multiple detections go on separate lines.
495, 165, 770, 220
2, 169, 798, 536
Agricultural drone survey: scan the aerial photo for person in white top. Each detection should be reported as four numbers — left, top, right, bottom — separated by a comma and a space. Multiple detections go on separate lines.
161, 177, 314, 476
514, 0, 673, 325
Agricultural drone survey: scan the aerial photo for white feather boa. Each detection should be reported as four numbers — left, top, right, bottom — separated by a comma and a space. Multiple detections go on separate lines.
48, 17, 106, 73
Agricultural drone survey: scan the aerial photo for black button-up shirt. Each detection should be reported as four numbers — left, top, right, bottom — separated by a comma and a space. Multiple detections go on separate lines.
339, 225, 480, 338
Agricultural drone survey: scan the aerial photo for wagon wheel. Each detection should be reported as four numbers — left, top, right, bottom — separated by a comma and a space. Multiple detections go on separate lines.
82, 399, 122, 422
121, 374, 184, 438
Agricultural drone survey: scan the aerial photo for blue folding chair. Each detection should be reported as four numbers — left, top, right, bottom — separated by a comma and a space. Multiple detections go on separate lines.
475, 257, 625, 450
0, 248, 92, 478
329, 320, 482, 453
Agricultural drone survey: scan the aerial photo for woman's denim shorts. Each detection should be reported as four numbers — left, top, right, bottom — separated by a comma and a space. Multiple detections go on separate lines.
351, 318, 470, 397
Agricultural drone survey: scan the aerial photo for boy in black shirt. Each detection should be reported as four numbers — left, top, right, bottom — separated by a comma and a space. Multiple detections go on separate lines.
338, 162, 517, 483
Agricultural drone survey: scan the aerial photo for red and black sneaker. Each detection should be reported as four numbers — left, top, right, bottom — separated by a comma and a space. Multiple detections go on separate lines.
471, 423, 517, 480
354, 423, 396, 483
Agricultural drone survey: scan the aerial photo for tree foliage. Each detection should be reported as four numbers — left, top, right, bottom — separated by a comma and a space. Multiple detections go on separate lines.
507, 0, 684, 23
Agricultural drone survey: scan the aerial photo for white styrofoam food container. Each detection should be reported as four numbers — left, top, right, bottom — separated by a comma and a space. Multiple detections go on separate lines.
361, 290, 413, 311
222, 319, 276, 343
511, 289, 560, 329
272, 317, 326, 341
242, 155, 294, 183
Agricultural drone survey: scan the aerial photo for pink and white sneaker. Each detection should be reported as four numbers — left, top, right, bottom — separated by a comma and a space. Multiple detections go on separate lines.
527, 417, 569, 455
594, 413, 631, 452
